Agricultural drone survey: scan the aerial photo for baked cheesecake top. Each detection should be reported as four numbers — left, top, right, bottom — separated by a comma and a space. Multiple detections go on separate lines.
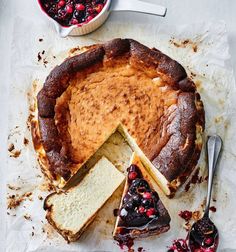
37, 38, 204, 187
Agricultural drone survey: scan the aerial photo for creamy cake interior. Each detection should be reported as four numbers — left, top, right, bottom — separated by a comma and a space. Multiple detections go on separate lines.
44, 156, 125, 242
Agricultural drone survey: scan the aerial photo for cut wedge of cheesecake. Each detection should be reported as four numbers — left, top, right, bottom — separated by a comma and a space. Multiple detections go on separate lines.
44, 156, 125, 242
113, 153, 171, 243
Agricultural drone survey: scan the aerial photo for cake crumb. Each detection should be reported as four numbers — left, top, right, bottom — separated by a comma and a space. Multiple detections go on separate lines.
69, 46, 81, 55
24, 214, 32, 221
8, 144, 21, 158
113, 208, 119, 217
8, 143, 15, 152
39, 181, 55, 192
7, 184, 21, 191
10, 150, 21, 158
209, 206, 217, 212
185, 167, 203, 192
169, 38, 198, 53
38, 195, 43, 201
37, 52, 42, 62
7, 192, 32, 209
24, 138, 29, 145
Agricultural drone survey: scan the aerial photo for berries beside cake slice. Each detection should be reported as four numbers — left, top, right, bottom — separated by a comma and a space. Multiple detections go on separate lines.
44, 157, 125, 242
113, 153, 171, 244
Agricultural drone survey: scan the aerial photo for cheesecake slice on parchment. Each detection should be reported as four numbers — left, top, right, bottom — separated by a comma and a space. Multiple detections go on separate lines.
113, 153, 171, 244
44, 156, 125, 242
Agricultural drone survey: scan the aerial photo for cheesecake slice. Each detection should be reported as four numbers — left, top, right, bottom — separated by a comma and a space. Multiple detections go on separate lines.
44, 156, 125, 242
113, 153, 171, 244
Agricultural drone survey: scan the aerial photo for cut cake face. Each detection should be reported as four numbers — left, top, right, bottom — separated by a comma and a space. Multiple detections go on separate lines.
44, 156, 125, 242
113, 153, 171, 244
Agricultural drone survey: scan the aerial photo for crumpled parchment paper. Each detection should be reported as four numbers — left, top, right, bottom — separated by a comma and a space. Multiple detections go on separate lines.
5, 17, 236, 252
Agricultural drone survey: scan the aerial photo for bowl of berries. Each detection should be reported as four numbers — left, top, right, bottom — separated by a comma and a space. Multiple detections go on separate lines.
38, 0, 167, 37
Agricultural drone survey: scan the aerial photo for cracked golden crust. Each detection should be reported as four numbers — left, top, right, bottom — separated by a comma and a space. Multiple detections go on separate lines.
37, 38, 205, 186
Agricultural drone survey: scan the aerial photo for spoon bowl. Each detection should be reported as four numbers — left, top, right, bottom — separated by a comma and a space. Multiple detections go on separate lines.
188, 135, 222, 252
189, 216, 219, 251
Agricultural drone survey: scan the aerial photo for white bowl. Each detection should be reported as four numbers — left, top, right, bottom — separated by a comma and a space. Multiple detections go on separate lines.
38, 0, 166, 37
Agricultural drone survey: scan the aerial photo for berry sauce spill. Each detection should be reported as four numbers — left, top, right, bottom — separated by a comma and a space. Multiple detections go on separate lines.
118, 164, 159, 228
167, 239, 189, 252
189, 217, 219, 252
39, 0, 107, 27
179, 210, 193, 222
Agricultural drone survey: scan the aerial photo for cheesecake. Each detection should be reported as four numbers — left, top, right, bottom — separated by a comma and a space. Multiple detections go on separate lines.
44, 156, 125, 242
36, 38, 205, 196
113, 153, 171, 244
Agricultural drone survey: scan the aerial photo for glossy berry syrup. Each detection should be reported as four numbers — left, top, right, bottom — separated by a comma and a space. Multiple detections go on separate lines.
168, 217, 218, 252
189, 217, 219, 252
40, 0, 107, 27
118, 164, 160, 228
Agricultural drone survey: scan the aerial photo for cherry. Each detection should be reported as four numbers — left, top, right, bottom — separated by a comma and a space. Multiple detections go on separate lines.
58, 0, 66, 8
146, 208, 156, 218
143, 192, 152, 199
86, 15, 94, 22
87, 7, 94, 14
138, 206, 145, 214
65, 5, 73, 14
95, 3, 103, 13
71, 18, 79, 25
75, 3, 85, 11
129, 171, 138, 180
204, 237, 214, 247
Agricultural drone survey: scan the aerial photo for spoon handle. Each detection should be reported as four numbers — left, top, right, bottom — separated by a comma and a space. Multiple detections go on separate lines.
112, 0, 167, 17
205, 135, 222, 217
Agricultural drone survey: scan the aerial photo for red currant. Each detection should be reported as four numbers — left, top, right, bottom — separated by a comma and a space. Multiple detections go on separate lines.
138, 206, 145, 214
95, 4, 104, 13
65, 5, 73, 14
143, 192, 152, 199
58, 0, 65, 8
146, 208, 156, 217
86, 15, 94, 22
128, 171, 138, 180
75, 4, 85, 11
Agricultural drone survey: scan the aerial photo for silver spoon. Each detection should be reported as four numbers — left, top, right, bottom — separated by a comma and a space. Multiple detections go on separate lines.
189, 135, 222, 252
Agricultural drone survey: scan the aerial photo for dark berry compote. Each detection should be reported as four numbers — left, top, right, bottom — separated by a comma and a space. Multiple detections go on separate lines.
39, 0, 107, 27
118, 164, 160, 229
189, 217, 219, 252
113, 159, 170, 249
167, 239, 189, 252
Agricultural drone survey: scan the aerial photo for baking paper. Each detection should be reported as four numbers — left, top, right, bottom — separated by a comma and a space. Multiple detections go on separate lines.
5, 17, 236, 252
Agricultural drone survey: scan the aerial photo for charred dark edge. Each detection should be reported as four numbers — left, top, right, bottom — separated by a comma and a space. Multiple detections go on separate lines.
152, 92, 205, 183
128, 39, 195, 91
37, 46, 106, 179
114, 224, 170, 243
37, 38, 202, 181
